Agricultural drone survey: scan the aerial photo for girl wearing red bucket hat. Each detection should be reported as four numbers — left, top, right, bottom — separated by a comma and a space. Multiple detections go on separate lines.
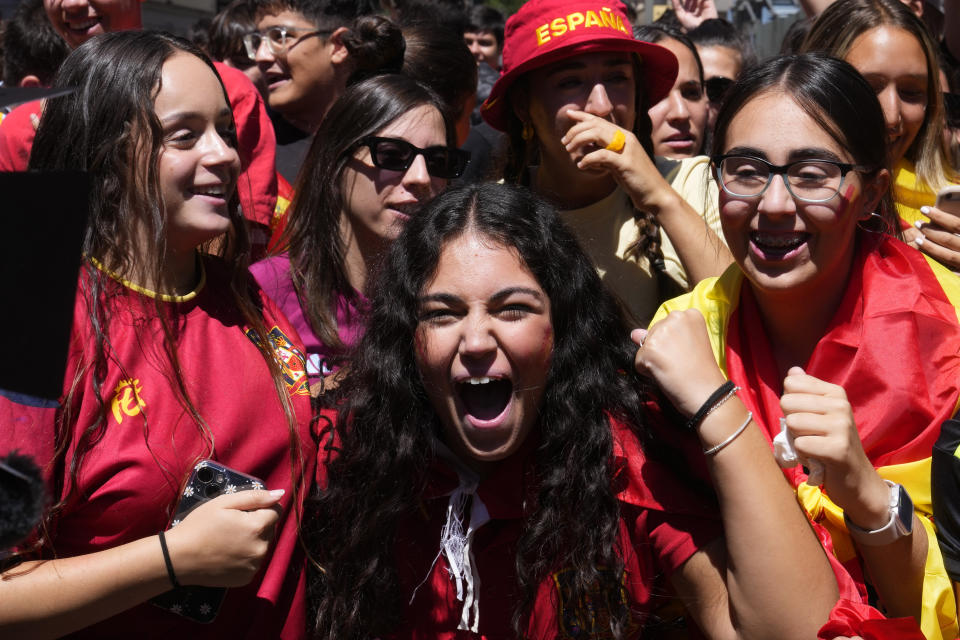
481, 0, 732, 327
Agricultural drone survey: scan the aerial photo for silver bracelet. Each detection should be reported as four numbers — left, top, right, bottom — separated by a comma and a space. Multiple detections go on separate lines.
703, 411, 752, 456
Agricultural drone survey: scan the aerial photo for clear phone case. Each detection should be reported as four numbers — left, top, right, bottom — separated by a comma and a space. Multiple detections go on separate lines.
149, 460, 264, 623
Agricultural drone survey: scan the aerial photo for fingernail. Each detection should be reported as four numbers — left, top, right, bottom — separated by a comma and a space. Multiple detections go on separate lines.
915, 220, 924, 229
269, 489, 285, 498
921, 206, 931, 215
916, 234, 925, 247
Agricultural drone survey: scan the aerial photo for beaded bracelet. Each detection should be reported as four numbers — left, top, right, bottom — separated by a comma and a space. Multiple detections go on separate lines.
685, 380, 740, 431
158, 530, 181, 590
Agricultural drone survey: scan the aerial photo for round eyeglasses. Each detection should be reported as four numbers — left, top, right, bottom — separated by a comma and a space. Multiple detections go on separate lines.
712, 155, 870, 203
242, 25, 330, 58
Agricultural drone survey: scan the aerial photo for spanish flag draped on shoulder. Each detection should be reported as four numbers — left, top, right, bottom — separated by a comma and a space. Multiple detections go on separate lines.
652, 233, 960, 640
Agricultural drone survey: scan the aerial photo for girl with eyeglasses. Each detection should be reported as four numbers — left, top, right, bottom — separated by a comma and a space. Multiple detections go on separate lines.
801, 0, 960, 271
642, 52, 960, 639
251, 74, 467, 391
0, 31, 315, 637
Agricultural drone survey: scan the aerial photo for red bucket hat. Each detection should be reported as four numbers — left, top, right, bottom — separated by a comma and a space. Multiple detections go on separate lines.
481, 0, 678, 132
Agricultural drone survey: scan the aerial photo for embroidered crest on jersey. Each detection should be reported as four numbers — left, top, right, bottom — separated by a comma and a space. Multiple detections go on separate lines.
245, 326, 309, 396
552, 567, 637, 638
111, 378, 146, 424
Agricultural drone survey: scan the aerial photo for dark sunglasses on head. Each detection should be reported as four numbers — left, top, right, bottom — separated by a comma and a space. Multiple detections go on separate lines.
358, 136, 470, 179
704, 76, 735, 104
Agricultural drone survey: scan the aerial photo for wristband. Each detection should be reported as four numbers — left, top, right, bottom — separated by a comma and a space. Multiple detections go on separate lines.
844, 480, 914, 546
686, 380, 739, 431
703, 411, 752, 456
158, 530, 181, 590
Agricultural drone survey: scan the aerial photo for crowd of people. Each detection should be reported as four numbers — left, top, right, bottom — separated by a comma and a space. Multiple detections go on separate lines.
4, 0, 960, 637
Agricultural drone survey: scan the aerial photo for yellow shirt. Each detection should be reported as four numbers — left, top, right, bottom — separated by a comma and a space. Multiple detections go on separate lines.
559, 156, 724, 327
895, 158, 937, 227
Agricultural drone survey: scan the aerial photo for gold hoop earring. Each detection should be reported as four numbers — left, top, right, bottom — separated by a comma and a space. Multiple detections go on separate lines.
522, 122, 534, 141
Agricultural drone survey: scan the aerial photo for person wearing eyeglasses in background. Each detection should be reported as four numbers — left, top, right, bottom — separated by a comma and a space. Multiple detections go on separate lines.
247, 0, 404, 184
250, 74, 468, 393
0, 0, 281, 259
208, 0, 268, 99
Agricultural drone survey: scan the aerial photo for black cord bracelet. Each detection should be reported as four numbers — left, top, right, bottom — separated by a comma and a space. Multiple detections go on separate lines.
685, 380, 738, 431
158, 530, 181, 590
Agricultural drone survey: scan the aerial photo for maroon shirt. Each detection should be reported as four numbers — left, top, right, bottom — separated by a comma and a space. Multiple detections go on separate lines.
317, 410, 721, 639
2, 257, 314, 639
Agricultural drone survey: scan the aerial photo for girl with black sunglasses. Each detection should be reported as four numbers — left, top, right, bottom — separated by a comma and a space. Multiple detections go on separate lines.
251, 73, 466, 393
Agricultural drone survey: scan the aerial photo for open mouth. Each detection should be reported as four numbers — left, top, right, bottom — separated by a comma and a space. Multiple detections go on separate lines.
265, 73, 290, 91
65, 17, 100, 34
750, 231, 809, 259
191, 186, 227, 197
456, 376, 513, 425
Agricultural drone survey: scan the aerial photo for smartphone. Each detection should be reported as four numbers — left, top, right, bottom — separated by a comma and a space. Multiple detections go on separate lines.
150, 461, 265, 623
935, 185, 960, 215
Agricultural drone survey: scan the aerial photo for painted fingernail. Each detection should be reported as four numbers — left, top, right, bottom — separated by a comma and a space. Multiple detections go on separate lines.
916, 234, 925, 247
921, 206, 931, 215
915, 220, 924, 229
269, 489, 285, 498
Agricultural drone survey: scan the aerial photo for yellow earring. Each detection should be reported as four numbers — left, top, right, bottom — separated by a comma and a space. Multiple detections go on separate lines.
521, 122, 534, 141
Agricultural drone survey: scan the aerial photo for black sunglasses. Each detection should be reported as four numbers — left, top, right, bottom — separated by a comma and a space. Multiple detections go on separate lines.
704, 76, 734, 103
357, 136, 470, 179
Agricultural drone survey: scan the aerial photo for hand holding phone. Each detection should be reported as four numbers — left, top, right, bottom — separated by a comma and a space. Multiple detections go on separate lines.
150, 461, 280, 623
164, 489, 282, 586
910, 186, 960, 270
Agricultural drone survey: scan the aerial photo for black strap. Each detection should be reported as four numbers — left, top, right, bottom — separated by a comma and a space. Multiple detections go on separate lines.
158, 530, 181, 590
685, 380, 737, 431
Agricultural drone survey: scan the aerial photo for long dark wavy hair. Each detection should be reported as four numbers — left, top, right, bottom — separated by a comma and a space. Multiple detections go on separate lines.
308, 182, 652, 638
278, 73, 452, 363
27, 31, 303, 551
712, 53, 899, 237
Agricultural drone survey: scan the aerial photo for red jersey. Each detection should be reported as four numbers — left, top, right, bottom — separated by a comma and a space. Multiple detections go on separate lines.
317, 412, 722, 639
2, 257, 314, 639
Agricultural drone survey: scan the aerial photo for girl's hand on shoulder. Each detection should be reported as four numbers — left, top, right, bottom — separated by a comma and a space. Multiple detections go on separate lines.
162, 489, 284, 588
632, 309, 727, 417
781, 367, 890, 527
561, 110, 671, 210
